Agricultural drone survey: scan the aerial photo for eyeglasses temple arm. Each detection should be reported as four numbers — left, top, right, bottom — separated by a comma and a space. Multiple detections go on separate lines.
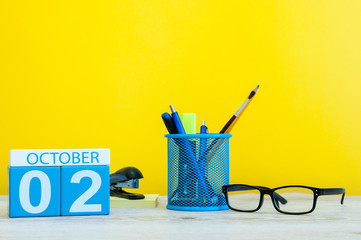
319, 188, 345, 204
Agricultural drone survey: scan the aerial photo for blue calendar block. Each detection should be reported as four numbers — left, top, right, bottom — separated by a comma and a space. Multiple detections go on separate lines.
60, 165, 109, 216
9, 166, 60, 218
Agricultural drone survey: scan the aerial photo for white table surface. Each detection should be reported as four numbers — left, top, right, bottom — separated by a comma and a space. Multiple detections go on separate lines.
0, 195, 360, 240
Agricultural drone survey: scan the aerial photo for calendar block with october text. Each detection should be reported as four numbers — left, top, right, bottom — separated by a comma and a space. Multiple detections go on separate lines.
8, 149, 110, 218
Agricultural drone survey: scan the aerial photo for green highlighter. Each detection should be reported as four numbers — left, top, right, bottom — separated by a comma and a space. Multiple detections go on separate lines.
179, 113, 197, 134
179, 113, 197, 198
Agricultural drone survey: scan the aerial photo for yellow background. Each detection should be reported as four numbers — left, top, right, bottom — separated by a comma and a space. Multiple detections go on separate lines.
1, 0, 361, 195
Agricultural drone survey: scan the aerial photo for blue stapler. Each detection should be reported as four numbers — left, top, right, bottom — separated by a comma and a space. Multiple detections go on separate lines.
110, 166, 145, 200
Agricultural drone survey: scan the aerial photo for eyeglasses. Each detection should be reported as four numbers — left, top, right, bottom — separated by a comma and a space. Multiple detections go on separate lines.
222, 184, 345, 215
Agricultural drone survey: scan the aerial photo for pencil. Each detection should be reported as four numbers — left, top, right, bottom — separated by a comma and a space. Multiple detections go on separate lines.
220, 85, 259, 133
203, 85, 260, 162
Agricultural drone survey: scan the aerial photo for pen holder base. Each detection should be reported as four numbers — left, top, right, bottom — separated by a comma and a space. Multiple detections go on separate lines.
165, 133, 231, 211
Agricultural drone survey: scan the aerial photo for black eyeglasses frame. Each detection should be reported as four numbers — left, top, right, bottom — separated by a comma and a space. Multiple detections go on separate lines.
222, 184, 345, 215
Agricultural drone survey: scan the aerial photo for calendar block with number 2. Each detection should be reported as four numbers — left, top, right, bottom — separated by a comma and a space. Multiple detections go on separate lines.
8, 149, 110, 218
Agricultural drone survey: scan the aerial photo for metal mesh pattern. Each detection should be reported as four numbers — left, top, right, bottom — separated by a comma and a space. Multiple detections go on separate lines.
166, 134, 231, 211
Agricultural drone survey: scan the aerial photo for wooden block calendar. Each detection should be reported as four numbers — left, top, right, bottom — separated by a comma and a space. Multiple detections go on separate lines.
8, 149, 110, 218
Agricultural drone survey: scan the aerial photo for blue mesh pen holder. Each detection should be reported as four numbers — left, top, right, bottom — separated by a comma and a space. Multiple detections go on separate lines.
165, 133, 232, 211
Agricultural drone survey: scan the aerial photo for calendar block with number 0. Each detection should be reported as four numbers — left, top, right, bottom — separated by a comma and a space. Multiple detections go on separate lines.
8, 149, 110, 218
9, 166, 60, 217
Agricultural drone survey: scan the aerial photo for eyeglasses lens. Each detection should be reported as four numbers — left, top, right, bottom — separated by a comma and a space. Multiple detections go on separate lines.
227, 186, 261, 211
273, 187, 314, 213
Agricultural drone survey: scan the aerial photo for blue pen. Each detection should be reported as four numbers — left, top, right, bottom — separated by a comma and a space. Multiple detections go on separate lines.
200, 122, 222, 202
169, 105, 190, 198
199, 121, 207, 177
199, 120, 211, 200
169, 105, 186, 134
169, 105, 207, 201
200, 120, 208, 134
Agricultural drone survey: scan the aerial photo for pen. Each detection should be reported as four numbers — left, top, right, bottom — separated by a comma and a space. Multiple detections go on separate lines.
199, 121, 220, 201
168, 105, 208, 201
170, 105, 186, 134
161, 112, 178, 134
200, 120, 208, 134
199, 120, 208, 179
